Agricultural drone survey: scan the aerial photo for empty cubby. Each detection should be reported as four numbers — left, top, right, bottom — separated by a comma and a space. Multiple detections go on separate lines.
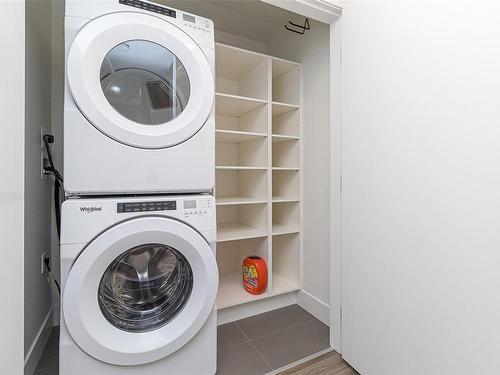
272, 58, 300, 105
272, 139, 299, 169
272, 108, 299, 137
215, 169, 268, 204
216, 136, 267, 168
216, 203, 268, 242
216, 44, 268, 100
272, 202, 300, 236
216, 104, 268, 134
272, 233, 300, 294
272, 170, 300, 202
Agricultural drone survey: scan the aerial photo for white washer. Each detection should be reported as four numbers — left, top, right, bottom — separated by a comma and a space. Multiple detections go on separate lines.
64, 0, 215, 195
60, 195, 218, 374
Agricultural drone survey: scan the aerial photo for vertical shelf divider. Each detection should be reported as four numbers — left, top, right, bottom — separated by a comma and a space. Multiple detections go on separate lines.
267, 57, 273, 294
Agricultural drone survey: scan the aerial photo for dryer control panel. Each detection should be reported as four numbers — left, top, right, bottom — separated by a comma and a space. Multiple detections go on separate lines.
119, 0, 176, 18
181, 12, 212, 35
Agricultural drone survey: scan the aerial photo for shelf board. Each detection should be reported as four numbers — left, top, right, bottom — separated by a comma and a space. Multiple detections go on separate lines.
216, 166, 267, 171
272, 224, 299, 236
272, 167, 300, 171
272, 134, 299, 143
216, 93, 267, 117
217, 271, 270, 309
272, 101, 299, 116
272, 196, 300, 203
216, 129, 267, 144
217, 272, 299, 310
217, 196, 268, 206
217, 222, 268, 242
272, 272, 300, 296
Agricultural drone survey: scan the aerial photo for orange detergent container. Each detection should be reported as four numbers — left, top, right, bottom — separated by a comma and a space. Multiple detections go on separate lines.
242, 256, 268, 295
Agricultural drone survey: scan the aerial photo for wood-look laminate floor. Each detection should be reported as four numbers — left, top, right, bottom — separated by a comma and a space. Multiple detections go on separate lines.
279, 351, 358, 375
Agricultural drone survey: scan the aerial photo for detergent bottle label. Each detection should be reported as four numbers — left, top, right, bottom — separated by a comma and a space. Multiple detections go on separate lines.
243, 265, 258, 289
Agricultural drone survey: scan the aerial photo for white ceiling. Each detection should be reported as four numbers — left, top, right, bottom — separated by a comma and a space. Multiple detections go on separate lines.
160, 0, 308, 42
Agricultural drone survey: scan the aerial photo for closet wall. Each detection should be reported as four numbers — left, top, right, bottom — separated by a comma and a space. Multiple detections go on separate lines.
25, 1, 55, 373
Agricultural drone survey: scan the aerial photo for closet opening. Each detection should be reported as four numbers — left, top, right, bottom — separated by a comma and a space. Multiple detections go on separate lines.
164, 1, 333, 373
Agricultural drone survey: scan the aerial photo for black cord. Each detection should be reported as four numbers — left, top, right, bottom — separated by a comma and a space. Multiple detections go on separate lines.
43, 135, 63, 183
54, 179, 62, 238
41, 135, 63, 295
42, 134, 64, 238
44, 257, 61, 294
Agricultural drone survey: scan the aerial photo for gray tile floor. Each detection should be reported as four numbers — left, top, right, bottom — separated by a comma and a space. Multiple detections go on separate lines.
35, 304, 329, 375
217, 304, 330, 374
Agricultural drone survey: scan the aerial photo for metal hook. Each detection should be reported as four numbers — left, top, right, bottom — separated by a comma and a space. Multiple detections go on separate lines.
284, 18, 310, 35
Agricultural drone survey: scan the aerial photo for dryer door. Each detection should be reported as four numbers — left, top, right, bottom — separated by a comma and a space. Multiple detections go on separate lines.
67, 12, 214, 149
63, 216, 218, 366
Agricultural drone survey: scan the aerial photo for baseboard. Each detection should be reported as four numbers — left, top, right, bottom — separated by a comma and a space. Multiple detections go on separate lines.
24, 307, 53, 375
296, 290, 330, 326
217, 291, 297, 325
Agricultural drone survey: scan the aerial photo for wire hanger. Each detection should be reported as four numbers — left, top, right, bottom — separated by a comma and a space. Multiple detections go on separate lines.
284, 18, 310, 35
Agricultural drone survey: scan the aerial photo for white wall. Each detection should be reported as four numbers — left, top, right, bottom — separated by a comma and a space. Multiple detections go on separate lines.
24, 1, 55, 373
0, 2, 25, 375
267, 21, 331, 323
340, 1, 500, 373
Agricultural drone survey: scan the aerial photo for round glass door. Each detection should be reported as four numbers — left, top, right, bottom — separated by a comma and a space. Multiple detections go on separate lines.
62, 216, 218, 365
98, 243, 193, 332
67, 12, 214, 149
100, 40, 190, 126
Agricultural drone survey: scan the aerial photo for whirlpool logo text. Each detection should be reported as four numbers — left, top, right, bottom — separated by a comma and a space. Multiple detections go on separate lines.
80, 206, 103, 213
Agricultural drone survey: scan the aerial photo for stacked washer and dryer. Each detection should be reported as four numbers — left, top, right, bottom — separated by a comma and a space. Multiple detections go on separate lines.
61, 1, 218, 374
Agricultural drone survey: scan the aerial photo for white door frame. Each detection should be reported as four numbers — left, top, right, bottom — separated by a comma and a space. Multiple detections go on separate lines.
261, 0, 344, 353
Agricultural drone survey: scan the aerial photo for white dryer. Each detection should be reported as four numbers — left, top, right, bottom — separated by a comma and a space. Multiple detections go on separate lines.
64, 0, 215, 195
60, 195, 218, 374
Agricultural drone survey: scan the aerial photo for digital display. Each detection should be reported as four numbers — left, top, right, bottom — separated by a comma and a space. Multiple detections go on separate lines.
184, 200, 196, 209
183, 14, 196, 23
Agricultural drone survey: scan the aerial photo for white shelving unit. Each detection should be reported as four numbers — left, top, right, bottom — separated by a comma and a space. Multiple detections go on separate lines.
215, 43, 301, 310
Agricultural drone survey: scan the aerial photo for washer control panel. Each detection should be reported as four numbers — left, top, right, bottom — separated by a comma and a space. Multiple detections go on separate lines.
117, 200, 176, 213
116, 197, 213, 218
182, 198, 212, 218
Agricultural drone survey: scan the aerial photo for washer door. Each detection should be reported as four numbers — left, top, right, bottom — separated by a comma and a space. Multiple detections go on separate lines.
67, 12, 214, 149
63, 216, 218, 366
